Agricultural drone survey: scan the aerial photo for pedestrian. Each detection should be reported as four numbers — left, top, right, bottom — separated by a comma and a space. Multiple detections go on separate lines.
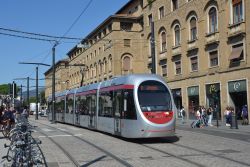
201, 106, 208, 126
22, 106, 28, 119
207, 107, 213, 126
241, 105, 248, 125
224, 106, 231, 126
180, 106, 185, 124
196, 106, 201, 120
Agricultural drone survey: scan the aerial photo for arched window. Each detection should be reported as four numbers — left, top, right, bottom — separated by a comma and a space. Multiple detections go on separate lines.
94, 64, 97, 77
103, 58, 107, 74
108, 55, 112, 72
190, 17, 197, 40
148, 36, 152, 57
208, 7, 217, 33
174, 25, 180, 46
123, 56, 131, 71
161, 31, 167, 52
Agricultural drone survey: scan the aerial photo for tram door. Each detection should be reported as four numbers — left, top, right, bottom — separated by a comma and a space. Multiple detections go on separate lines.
114, 91, 122, 135
88, 95, 96, 129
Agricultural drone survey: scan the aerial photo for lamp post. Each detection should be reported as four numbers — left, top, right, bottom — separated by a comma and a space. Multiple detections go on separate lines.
19, 62, 50, 120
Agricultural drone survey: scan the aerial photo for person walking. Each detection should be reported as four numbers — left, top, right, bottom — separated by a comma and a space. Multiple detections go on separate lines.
241, 105, 248, 125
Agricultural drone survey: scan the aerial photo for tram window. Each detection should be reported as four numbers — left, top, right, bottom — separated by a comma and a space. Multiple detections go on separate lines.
114, 90, 123, 118
124, 90, 137, 120
66, 97, 74, 114
87, 95, 96, 115
138, 81, 172, 111
99, 92, 113, 117
55, 98, 64, 113
76, 96, 88, 115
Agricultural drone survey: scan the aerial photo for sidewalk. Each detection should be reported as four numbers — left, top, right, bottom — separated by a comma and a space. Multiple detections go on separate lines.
0, 132, 10, 166
176, 118, 250, 133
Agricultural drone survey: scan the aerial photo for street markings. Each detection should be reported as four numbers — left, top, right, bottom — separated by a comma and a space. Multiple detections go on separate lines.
40, 128, 54, 132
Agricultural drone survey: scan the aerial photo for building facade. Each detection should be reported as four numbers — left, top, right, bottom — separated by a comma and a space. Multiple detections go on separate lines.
44, 59, 69, 97
45, 0, 250, 121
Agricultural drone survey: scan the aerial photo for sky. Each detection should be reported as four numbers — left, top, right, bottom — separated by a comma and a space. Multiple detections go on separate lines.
0, 0, 129, 90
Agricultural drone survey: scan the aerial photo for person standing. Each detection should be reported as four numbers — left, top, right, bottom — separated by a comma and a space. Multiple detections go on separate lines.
224, 106, 231, 126
207, 107, 213, 126
180, 106, 185, 124
22, 106, 28, 119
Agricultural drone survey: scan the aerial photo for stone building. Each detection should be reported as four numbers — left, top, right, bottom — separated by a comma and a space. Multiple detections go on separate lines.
44, 59, 69, 97
45, 0, 250, 121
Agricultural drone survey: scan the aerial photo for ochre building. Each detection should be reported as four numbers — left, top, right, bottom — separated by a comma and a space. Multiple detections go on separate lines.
45, 0, 250, 121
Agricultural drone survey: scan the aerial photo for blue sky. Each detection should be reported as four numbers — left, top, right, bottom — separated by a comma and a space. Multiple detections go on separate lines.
0, 0, 129, 89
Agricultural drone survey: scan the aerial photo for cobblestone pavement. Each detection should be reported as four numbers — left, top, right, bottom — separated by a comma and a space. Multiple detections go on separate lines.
1, 116, 250, 167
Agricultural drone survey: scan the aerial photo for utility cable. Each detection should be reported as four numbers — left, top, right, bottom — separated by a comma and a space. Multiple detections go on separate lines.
0, 27, 82, 40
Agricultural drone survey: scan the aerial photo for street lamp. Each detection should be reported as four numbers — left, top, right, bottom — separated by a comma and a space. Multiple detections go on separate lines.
19, 62, 50, 120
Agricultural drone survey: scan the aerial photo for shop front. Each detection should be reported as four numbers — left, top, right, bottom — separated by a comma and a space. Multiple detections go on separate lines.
187, 86, 199, 119
206, 83, 221, 119
172, 88, 182, 118
228, 80, 248, 120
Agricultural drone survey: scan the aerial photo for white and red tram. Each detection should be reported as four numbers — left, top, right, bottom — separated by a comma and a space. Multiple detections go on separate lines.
47, 74, 176, 138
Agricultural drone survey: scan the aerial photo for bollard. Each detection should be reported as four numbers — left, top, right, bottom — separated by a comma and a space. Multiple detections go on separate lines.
230, 112, 238, 129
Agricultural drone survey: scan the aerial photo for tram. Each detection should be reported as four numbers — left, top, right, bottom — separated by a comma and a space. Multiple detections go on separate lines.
47, 74, 176, 138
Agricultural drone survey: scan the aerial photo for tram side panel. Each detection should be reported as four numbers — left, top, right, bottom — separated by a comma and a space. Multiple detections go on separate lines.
97, 91, 115, 134
65, 94, 74, 124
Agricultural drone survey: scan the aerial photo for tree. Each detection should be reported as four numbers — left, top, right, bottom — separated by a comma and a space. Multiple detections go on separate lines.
0, 84, 9, 95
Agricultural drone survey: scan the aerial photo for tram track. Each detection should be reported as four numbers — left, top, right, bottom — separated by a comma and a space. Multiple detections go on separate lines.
32, 120, 134, 167
32, 120, 250, 167
135, 137, 250, 167
37, 129, 80, 167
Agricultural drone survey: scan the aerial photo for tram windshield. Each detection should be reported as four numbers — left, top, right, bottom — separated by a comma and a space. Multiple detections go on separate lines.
138, 81, 172, 111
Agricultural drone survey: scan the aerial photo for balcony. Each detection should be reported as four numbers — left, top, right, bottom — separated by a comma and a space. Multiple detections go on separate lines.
159, 51, 167, 60
172, 45, 181, 56
205, 31, 219, 46
228, 21, 245, 38
187, 39, 198, 51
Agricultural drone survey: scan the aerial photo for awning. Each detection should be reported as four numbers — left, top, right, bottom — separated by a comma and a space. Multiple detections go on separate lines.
229, 46, 243, 60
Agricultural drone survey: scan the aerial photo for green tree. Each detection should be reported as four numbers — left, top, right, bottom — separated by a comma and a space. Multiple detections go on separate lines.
0, 84, 9, 95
